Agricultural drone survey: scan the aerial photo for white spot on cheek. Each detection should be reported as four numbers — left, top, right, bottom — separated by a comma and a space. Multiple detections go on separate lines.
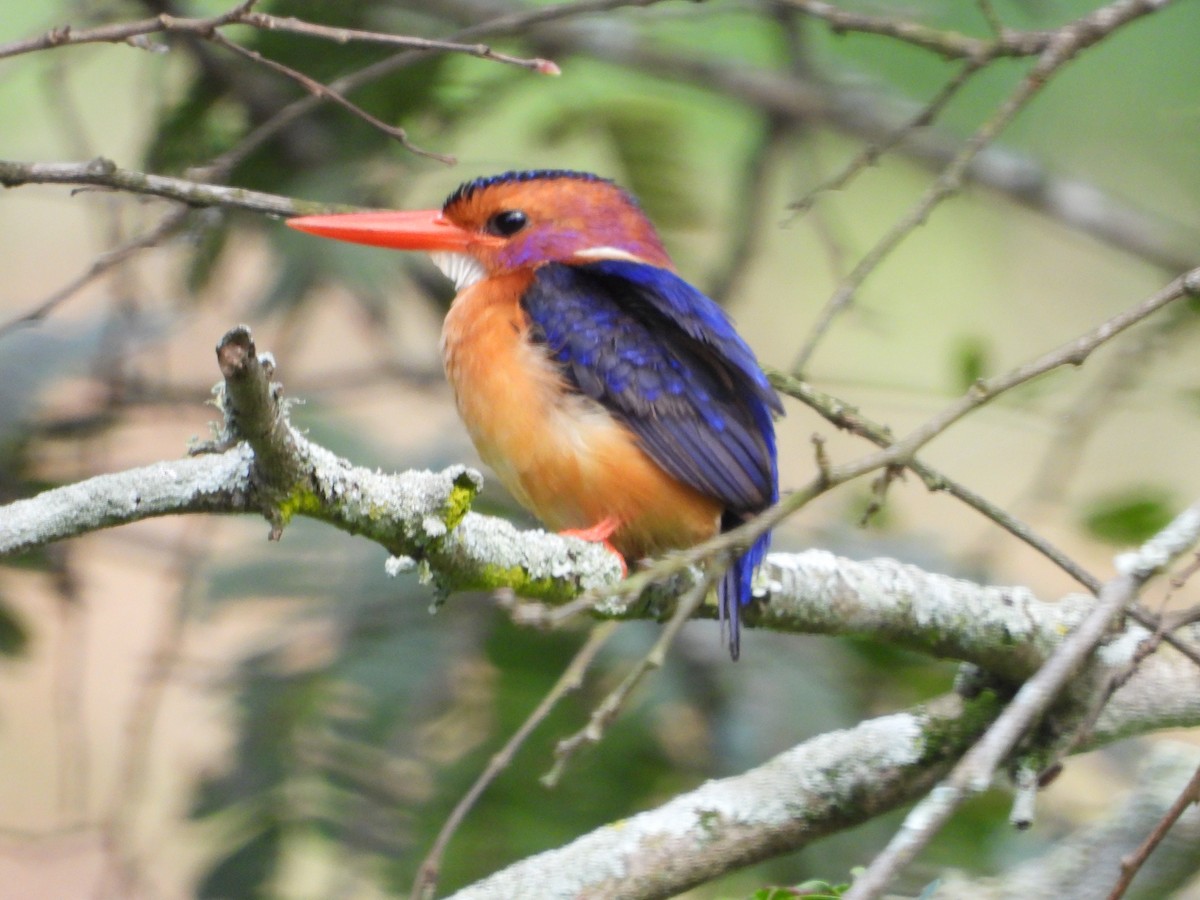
571, 246, 654, 265
429, 251, 487, 291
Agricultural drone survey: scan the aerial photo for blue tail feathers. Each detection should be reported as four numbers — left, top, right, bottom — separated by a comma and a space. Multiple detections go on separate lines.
718, 526, 771, 661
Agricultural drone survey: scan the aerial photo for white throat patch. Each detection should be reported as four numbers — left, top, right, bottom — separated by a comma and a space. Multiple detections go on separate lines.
430, 252, 487, 291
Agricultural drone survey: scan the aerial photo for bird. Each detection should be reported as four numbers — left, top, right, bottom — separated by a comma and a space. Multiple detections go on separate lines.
288, 170, 782, 658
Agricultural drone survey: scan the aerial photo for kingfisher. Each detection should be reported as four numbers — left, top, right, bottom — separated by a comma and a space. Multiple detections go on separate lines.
288, 170, 782, 658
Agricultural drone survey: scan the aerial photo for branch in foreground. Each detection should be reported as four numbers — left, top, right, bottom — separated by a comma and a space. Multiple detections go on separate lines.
3, 326, 1197, 679
5, 328, 1199, 697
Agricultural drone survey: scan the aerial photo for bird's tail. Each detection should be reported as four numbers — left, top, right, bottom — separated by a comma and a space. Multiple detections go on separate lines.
718, 515, 771, 660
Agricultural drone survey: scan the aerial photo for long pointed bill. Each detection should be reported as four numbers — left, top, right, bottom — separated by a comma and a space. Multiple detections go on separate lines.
287, 209, 486, 252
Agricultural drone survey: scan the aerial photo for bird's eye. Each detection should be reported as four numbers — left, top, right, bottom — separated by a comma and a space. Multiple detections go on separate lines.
486, 209, 528, 237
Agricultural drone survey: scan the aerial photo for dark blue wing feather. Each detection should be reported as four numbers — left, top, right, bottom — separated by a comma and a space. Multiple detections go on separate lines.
523, 261, 779, 512
522, 261, 781, 659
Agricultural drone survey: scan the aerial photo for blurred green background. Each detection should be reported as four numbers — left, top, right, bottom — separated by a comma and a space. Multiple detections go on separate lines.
1, 1, 1199, 897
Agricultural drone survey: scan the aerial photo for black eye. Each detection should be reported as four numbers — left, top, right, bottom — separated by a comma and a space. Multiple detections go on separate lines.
486, 209, 528, 237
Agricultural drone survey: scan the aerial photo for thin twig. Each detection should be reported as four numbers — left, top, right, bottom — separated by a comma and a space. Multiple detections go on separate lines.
0, 0, 558, 73
198, 0, 672, 178
1106, 762, 1200, 900
0, 205, 191, 338
768, 371, 1100, 591
410, 622, 618, 900
0, 1, 259, 60
788, 59, 983, 217
207, 31, 454, 163
542, 575, 714, 787
238, 12, 559, 74
0, 157, 353, 216
783, 0, 1045, 60
1014, 309, 1178, 513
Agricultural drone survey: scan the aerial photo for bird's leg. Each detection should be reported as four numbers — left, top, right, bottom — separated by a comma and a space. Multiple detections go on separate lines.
560, 516, 627, 576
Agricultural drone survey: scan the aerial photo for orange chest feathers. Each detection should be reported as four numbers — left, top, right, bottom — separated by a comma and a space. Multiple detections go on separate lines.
439, 270, 721, 559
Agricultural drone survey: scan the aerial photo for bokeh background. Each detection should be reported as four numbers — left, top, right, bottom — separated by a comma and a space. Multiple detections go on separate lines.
2, 0, 1200, 897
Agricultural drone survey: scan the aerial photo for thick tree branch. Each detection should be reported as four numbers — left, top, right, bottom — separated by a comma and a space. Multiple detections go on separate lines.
6, 325, 1200, 677
0, 326, 621, 602
447, 692, 998, 900
0, 446, 258, 553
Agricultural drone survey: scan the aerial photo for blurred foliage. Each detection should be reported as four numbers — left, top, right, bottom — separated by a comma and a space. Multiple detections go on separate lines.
0, 597, 29, 658
537, 98, 704, 228
749, 879, 851, 899
1082, 487, 1178, 545
950, 335, 991, 393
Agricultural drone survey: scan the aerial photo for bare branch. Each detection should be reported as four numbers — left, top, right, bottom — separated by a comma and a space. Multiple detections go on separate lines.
784, 0, 1177, 62
769, 371, 1100, 593
206, 31, 454, 163
0, 2, 259, 61
542, 574, 714, 787
0, 326, 622, 602
782, 0, 1047, 60
0, 157, 352, 216
937, 744, 1200, 898
1108, 761, 1200, 899
0, 0, 558, 73
787, 59, 983, 218
237, 11, 559, 74
448, 692, 995, 900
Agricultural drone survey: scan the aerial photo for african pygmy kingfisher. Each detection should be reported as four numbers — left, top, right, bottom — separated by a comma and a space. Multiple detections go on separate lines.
289, 170, 782, 658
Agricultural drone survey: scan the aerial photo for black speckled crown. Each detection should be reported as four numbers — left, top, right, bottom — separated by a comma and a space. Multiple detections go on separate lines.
443, 170, 621, 210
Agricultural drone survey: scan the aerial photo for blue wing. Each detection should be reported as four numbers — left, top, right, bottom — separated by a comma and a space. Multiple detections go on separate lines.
522, 260, 782, 659
522, 260, 780, 513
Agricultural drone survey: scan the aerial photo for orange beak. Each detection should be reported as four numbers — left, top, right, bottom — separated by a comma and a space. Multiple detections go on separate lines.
287, 209, 495, 252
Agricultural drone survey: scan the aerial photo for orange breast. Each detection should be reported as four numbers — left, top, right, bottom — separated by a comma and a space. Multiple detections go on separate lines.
441, 270, 721, 559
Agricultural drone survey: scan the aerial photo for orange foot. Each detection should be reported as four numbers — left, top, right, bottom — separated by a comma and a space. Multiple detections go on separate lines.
560, 516, 627, 576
